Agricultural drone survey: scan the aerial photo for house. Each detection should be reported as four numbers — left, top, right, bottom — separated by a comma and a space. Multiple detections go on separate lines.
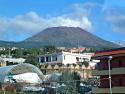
38, 51, 94, 65
57, 47, 90, 53
0, 47, 6, 51
92, 47, 125, 94
0, 60, 6, 66
38, 52, 99, 79
0, 57, 25, 66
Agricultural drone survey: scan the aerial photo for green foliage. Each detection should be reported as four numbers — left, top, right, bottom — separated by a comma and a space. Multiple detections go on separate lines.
101, 46, 112, 50
59, 71, 78, 94
0, 50, 6, 55
0, 47, 10, 56
43, 45, 57, 54
25, 55, 38, 66
82, 48, 96, 53
1, 48, 40, 66
89, 48, 96, 52
11, 48, 23, 58
82, 61, 89, 67
22, 48, 41, 56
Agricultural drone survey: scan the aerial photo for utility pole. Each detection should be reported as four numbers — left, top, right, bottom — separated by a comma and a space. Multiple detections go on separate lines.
108, 56, 112, 94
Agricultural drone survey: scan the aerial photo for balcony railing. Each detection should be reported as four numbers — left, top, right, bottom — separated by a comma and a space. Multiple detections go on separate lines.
92, 67, 125, 76
92, 87, 125, 93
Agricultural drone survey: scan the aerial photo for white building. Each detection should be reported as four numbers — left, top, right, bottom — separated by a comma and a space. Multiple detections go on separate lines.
0, 57, 25, 66
11, 47, 18, 50
0, 47, 6, 51
38, 52, 95, 65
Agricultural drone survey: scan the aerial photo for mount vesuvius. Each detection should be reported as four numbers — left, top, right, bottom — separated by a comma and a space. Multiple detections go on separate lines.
22, 26, 119, 48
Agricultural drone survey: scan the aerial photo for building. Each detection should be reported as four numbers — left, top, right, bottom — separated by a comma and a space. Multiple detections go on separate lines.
0, 60, 6, 66
38, 51, 94, 65
92, 47, 125, 94
0, 57, 25, 67
57, 47, 90, 53
38, 52, 98, 79
0, 47, 6, 51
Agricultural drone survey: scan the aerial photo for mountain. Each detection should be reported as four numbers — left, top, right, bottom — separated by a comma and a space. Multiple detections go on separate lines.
0, 27, 119, 48
24, 26, 119, 48
0, 41, 15, 47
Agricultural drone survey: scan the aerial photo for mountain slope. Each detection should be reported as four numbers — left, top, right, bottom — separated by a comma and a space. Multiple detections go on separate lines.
24, 26, 119, 48
0, 41, 15, 47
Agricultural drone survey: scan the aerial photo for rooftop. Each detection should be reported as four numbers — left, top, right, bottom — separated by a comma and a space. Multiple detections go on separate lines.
93, 47, 125, 58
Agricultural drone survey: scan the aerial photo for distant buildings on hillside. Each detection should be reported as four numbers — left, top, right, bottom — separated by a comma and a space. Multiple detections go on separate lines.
0, 47, 18, 51
0, 55, 25, 67
57, 47, 91, 53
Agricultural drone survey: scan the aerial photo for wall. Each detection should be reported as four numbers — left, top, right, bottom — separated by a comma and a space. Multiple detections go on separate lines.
38, 52, 93, 65
98, 55, 125, 88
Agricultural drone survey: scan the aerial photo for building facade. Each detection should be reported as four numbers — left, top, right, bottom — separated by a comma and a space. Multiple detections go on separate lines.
38, 52, 94, 65
92, 47, 125, 94
0, 57, 25, 67
38, 52, 98, 79
0, 60, 6, 66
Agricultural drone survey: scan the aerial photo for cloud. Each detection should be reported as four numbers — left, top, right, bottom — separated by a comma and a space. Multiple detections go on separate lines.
71, 2, 102, 17
107, 14, 125, 32
105, 7, 125, 33
0, 4, 92, 40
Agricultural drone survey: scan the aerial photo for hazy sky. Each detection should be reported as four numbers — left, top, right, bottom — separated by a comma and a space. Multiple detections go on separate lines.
0, 0, 125, 45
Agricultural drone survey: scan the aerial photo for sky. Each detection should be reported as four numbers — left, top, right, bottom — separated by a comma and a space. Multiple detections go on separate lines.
0, 0, 125, 45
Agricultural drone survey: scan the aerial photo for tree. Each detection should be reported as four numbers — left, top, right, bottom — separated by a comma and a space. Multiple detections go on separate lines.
82, 61, 89, 68
89, 48, 96, 52
25, 55, 38, 66
11, 48, 22, 58
43, 45, 57, 53
79, 61, 89, 68
58, 71, 79, 94
102, 46, 112, 50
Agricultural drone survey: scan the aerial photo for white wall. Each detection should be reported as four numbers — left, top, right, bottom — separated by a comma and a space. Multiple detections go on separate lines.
62, 54, 77, 65
38, 52, 94, 65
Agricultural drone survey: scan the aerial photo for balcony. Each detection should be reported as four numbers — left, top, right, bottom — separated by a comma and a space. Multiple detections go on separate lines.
92, 67, 125, 76
92, 87, 125, 93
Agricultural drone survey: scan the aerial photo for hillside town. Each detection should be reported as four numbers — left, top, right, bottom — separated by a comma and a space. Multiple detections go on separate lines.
0, 46, 96, 93
0, 0, 125, 94
0, 46, 125, 94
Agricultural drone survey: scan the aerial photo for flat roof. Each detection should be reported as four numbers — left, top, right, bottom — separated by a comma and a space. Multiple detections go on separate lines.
38, 51, 94, 57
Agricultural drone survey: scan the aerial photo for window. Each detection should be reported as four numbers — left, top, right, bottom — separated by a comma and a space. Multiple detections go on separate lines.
64, 55, 65, 60
76, 57, 79, 62
41, 57, 45, 63
95, 63, 100, 70
119, 79, 123, 86
119, 60, 122, 67
52, 55, 57, 61
46, 56, 51, 62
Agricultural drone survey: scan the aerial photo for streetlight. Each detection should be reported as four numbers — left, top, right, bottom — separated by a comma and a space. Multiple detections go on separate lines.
108, 56, 112, 94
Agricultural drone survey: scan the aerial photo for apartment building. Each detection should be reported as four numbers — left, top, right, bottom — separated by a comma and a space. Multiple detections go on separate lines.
38, 51, 94, 65
92, 47, 125, 94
